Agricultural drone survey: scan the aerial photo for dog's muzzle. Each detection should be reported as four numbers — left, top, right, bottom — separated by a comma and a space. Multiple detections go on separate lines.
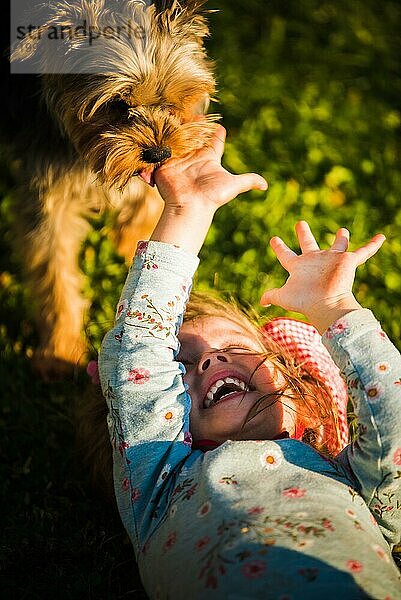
141, 146, 172, 164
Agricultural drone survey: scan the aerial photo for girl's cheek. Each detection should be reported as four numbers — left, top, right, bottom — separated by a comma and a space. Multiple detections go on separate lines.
252, 361, 277, 385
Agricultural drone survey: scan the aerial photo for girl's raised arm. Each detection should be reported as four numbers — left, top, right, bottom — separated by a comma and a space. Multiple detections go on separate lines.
324, 304, 401, 550
262, 222, 401, 548
98, 128, 266, 555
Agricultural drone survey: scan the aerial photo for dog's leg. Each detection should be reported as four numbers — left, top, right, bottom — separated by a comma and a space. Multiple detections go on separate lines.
15, 168, 98, 379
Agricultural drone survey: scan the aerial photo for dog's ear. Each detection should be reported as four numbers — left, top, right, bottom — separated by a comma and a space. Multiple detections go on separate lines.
10, 1, 102, 63
12, 10, 66, 62
11, 25, 47, 62
156, 0, 211, 39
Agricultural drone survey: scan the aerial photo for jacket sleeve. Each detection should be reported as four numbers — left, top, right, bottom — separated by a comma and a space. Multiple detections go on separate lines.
323, 309, 401, 549
98, 240, 200, 554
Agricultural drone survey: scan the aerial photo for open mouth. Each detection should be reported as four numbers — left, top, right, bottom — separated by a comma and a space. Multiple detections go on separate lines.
203, 376, 255, 408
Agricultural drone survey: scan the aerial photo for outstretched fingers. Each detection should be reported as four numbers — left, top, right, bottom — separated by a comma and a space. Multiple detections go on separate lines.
260, 286, 281, 307
353, 234, 386, 265
208, 125, 227, 159
295, 221, 320, 253
233, 172, 268, 194
269, 236, 297, 270
331, 228, 350, 252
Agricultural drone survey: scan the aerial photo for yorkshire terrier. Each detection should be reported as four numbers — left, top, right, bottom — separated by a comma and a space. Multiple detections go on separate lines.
3, 0, 218, 378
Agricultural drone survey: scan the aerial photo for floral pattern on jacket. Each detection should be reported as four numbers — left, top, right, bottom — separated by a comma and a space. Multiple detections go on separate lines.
99, 241, 401, 599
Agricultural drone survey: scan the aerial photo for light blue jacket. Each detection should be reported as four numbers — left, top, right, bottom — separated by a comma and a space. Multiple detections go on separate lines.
99, 240, 401, 599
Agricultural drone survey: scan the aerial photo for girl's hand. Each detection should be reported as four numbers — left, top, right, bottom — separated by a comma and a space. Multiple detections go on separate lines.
154, 125, 267, 214
151, 125, 267, 255
260, 221, 385, 333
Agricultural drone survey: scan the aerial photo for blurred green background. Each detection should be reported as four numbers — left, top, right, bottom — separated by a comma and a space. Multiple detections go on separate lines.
1, 0, 400, 597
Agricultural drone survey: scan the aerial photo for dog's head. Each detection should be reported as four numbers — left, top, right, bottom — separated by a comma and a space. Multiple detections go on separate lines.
11, 0, 219, 188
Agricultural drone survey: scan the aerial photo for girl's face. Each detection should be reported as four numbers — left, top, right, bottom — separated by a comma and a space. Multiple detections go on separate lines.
177, 316, 296, 444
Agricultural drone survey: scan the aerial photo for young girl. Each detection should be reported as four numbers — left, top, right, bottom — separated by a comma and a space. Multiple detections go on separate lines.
98, 126, 401, 599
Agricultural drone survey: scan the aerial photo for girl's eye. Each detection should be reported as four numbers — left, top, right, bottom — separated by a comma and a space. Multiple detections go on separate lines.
221, 345, 256, 354
178, 344, 258, 366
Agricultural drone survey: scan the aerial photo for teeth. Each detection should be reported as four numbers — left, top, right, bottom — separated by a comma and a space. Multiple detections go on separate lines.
204, 376, 250, 408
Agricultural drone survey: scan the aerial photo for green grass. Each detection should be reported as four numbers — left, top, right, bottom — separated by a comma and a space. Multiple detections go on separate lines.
1, 0, 401, 596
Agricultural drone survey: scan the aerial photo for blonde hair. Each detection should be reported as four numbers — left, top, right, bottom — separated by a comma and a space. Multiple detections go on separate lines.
77, 290, 342, 500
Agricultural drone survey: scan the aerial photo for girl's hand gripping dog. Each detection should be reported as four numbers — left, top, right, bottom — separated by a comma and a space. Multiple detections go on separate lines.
261, 220, 385, 333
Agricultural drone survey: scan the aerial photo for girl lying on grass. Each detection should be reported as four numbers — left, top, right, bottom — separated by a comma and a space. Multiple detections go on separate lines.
98, 126, 401, 599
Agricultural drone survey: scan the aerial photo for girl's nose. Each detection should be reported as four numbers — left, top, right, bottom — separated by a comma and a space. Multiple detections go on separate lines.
198, 353, 229, 373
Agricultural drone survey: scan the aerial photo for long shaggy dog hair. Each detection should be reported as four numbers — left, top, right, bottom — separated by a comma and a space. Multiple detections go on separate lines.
3, 0, 218, 378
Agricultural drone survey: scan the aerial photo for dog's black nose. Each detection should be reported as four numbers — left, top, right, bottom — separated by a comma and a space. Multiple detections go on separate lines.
141, 146, 172, 164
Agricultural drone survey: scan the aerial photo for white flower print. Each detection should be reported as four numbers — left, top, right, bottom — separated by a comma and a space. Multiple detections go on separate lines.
375, 361, 391, 375
365, 382, 384, 401
260, 447, 282, 470
162, 407, 177, 425
294, 538, 315, 551
371, 544, 390, 562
